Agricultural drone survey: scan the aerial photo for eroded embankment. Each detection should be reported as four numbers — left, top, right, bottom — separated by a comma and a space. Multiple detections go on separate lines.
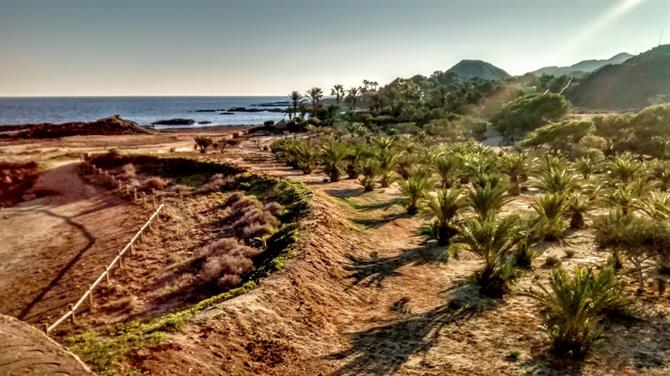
60, 153, 312, 374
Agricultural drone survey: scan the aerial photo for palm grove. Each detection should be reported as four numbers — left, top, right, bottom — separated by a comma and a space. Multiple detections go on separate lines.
203, 64, 670, 360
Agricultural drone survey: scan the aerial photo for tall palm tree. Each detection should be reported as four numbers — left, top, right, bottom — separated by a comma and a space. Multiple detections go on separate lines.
288, 91, 304, 121
331, 84, 345, 104
346, 87, 360, 111
306, 87, 323, 117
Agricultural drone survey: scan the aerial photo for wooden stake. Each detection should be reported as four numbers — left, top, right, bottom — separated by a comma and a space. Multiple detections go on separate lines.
88, 291, 94, 310
69, 304, 76, 324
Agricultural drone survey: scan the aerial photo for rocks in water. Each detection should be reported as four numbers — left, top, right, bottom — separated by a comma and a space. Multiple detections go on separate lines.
253, 101, 290, 107
226, 107, 284, 113
198, 121, 212, 125
152, 118, 195, 126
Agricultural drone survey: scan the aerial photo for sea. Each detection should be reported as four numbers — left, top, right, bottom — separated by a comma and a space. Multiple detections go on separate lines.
0, 96, 288, 129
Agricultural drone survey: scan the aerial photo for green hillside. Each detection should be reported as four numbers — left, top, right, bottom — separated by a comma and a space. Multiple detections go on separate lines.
447, 60, 511, 81
567, 45, 670, 110
532, 52, 632, 77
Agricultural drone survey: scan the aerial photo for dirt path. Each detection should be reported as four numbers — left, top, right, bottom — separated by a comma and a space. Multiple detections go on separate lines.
0, 162, 146, 327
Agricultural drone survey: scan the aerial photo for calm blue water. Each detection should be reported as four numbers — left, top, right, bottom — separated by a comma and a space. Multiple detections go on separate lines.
0, 96, 288, 128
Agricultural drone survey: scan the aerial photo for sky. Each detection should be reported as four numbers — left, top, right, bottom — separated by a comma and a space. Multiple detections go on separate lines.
0, 0, 668, 96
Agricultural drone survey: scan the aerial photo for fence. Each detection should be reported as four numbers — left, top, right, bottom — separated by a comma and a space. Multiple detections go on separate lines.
45, 202, 165, 333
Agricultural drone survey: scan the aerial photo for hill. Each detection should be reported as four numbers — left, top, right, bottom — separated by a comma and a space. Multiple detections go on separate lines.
567, 45, 670, 110
532, 52, 632, 77
447, 59, 511, 81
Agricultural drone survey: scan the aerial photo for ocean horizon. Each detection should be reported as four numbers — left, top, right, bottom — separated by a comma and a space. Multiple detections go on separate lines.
0, 96, 288, 128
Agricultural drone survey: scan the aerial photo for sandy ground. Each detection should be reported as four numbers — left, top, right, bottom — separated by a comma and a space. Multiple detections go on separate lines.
2, 129, 670, 375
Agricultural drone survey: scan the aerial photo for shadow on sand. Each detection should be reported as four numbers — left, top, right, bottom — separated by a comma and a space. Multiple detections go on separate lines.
329, 279, 498, 375
345, 245, 449, 287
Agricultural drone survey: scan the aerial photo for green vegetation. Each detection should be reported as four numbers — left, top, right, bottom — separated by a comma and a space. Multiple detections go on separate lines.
492, 93, 570, 140
524, 266, 628, 359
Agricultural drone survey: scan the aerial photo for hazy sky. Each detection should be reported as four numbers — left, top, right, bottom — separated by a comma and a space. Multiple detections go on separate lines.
0, 0, 668, 96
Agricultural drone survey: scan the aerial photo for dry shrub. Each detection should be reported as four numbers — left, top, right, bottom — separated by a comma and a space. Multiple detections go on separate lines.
141, 177, 169, 192
120, 163, 136, 179
198, 237, 258, 290
264, 202, 284, 216
194, 173, 237, 194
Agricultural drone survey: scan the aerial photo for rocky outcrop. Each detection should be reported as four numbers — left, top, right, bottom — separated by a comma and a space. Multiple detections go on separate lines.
0, 115, 153, 139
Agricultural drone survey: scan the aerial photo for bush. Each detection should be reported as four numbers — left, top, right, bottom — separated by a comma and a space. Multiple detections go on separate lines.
524, 266, 628, 359
140, 177, 169, 192
492, 93, 570, 140
198, 238, 257, 290
594, 210, 670, 292
532, 193, 569, 240
194, 136, 214, 153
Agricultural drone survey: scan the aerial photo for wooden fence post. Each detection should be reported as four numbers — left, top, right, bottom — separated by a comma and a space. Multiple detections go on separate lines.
69, 304, 76, 324
88, 291, 94, 311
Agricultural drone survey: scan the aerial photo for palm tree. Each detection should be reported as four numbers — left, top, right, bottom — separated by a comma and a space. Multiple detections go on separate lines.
434, 155, 459, 188
567, 193, 593, 229
320, 140, 349, 182
306, 87, 324, 117
398, 172, 431, 215
452, 214, 522, 297
523, 266, 627, 359
288, 91, 304, 121
532, 193, 569, 240
467, 182, 510, 219
500, 152, 532, 196
346, 87, 360, 110
421, 188, 465, 245
574, 157, 599, 180
536, 167, 579, 195
331, 84, 345, 104
608, 152, 641, 184
358, 157, 381, 192
376, 147, 397, 188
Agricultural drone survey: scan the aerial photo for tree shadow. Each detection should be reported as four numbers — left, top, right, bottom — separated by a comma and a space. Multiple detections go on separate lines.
345, 245, 448, 287
351, 212, 410, 229
18, 209, 96, 320
326, 187, 366, 198
329, 280, 499, 375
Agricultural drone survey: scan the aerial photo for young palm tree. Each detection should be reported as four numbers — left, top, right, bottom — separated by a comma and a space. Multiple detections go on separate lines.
452, 214, 522, 297
358, 157, 381, 192
536, 167, 579, 195
574, 156, 599, 180
567, 193, 593, 229
523, 266, 628, 359
500, 152, 532, 196
398, 170, 431, 215
467, 182, 511, 219
346, 87, 360, 110
647, 160, 670, 191
532, 193, 569, 240
330, 84, 345, 104
604, 184, 641, 215
288, 91, 304, 121
292, 141, 318, 174
607, 152, 641, 184
376, 147, 397, 188
395, 151, 417, 180
421, 188, 465, 245
641, 191, 670, 220
306, 87, 324, 117
434, 155, 459, 189
320, 140, 349, 182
